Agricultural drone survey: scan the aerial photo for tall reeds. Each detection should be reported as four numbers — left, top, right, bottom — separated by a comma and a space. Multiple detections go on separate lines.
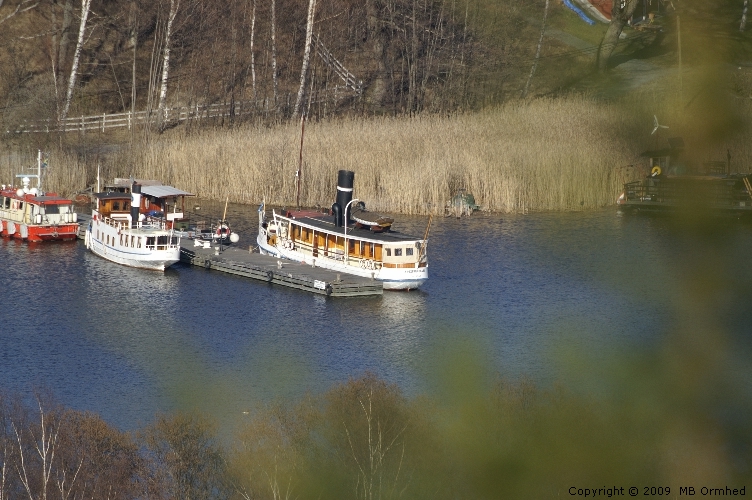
129, 98, 645, 214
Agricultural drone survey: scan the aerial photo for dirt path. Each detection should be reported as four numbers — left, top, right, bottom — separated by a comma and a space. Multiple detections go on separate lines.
542, 23, 675, 98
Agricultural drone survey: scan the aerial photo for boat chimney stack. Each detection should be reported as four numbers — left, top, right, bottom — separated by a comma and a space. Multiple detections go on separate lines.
130, 182, 141, 228
333, 170, 354, 227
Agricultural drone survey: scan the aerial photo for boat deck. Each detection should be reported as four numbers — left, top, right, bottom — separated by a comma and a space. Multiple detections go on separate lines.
283, 211, 422, 243
620, 174, 752, 214
179, 242, 383, 297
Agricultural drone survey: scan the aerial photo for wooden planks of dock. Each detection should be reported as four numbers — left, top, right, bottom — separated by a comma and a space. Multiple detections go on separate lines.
179, 242, 383, 297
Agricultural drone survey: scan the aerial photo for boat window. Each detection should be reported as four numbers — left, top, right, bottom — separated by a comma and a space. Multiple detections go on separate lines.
385, 248, 391, 257
124, 202, 130, 210
146, 237, 155, 247
113, 201, 120, 211
45, 204, 60, 214
394, 248, 402, 257
171, 236, 178, 246
157, 236, 169, 246
406, 248, 414, 256
3, 197, 8, 208
18, 202, 23, 210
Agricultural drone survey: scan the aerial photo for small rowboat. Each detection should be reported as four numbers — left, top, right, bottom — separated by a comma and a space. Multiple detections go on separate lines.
351, 203, 393, 231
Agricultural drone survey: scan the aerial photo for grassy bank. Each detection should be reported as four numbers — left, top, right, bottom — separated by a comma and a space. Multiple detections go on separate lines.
6, 89, 752, 213
124, 98, 644, 214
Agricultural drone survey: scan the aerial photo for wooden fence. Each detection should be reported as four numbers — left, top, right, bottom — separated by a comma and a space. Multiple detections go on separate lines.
8, 36, 364, 135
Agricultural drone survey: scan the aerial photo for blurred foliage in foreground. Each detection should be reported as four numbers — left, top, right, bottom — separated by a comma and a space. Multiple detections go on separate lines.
1, 330, 749, 500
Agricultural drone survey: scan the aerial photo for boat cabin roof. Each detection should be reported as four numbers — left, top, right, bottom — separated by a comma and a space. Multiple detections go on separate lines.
106, 178, 163, 189
103, 179, 193, 199
1, 189, 71, 205
29, 195, 73, 205
279, 212, 423, 244
94, 192, 131, 200
140, 185, 194, 199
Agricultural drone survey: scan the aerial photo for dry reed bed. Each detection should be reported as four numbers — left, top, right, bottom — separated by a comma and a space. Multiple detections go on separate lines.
133, 98, 641, 214
0, 150, 87, 197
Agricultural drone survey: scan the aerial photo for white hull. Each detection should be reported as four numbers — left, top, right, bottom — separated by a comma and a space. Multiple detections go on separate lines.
257, 233, 427, 290
85, 214, 180, 271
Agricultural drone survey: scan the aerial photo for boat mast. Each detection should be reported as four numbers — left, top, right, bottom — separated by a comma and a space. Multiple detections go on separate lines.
420, 214, 433, 259
37, 150, 42, 192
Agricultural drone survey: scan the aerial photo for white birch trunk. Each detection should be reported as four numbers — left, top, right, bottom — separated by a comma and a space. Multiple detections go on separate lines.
250, 0, 257, 100
60, 0, 92, 122
293, 0, 317, 117
271, 0, 278, 106
522, 0, 549, 99
157, 0, 180, 128
0, 0, 38, 26
741, 0, 748, 31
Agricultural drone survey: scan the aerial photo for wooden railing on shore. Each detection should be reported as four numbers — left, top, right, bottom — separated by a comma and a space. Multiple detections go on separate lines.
8, 36, 363, 135
8, 85, 361, 135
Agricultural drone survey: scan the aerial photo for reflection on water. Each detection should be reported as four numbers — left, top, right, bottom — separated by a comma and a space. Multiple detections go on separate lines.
1, 206, 752, 430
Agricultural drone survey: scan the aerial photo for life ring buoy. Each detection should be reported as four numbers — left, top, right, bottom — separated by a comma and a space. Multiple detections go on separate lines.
216, 224, 230, 237
651, 166, 662, 176
266, 270, 274, 282
204, 259, 211, 269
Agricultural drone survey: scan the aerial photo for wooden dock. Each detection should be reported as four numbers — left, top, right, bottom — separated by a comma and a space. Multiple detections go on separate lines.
76, 212, 92, 239
179, 242, 383, 297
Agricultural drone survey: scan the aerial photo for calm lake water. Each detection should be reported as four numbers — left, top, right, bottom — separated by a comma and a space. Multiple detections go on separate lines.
2, 203, 752, 431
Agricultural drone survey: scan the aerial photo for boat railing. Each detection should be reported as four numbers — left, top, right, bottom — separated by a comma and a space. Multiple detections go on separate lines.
100, 215, 169, 231
143, 240, 180, 251
286, 237, 384, 270
624, 178, 752, 207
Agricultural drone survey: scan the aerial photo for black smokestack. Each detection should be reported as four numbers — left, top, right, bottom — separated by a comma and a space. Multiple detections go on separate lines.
130, 182, 141, 228
335, 170, 354, 226
331, 202, 342, 227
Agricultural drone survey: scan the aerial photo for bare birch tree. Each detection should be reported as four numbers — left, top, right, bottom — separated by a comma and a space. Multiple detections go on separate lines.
157, 0, 180, 130
270, 0, 278, 108
249, 0, 257, 100
60, 0, 92, 122
741, 0, 748, 31
522, 0, 549, 98
596, 0, 639, 72
12, 398, 60, 500
293, 0, 317, 117
0, 0, 38, 26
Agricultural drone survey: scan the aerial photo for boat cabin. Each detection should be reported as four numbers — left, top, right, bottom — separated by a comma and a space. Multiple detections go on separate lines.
1, 187, 77, 225
104, 178, 194, 227
269, 212, 426, 271
94, 192, 132, 220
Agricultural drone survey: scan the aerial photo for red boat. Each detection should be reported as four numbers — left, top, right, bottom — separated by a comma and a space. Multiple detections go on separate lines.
0, 177, 79, 242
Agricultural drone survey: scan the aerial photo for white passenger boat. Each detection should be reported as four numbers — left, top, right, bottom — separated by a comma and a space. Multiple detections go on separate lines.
84, 182, 180, 271
257, 170, 428, 290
